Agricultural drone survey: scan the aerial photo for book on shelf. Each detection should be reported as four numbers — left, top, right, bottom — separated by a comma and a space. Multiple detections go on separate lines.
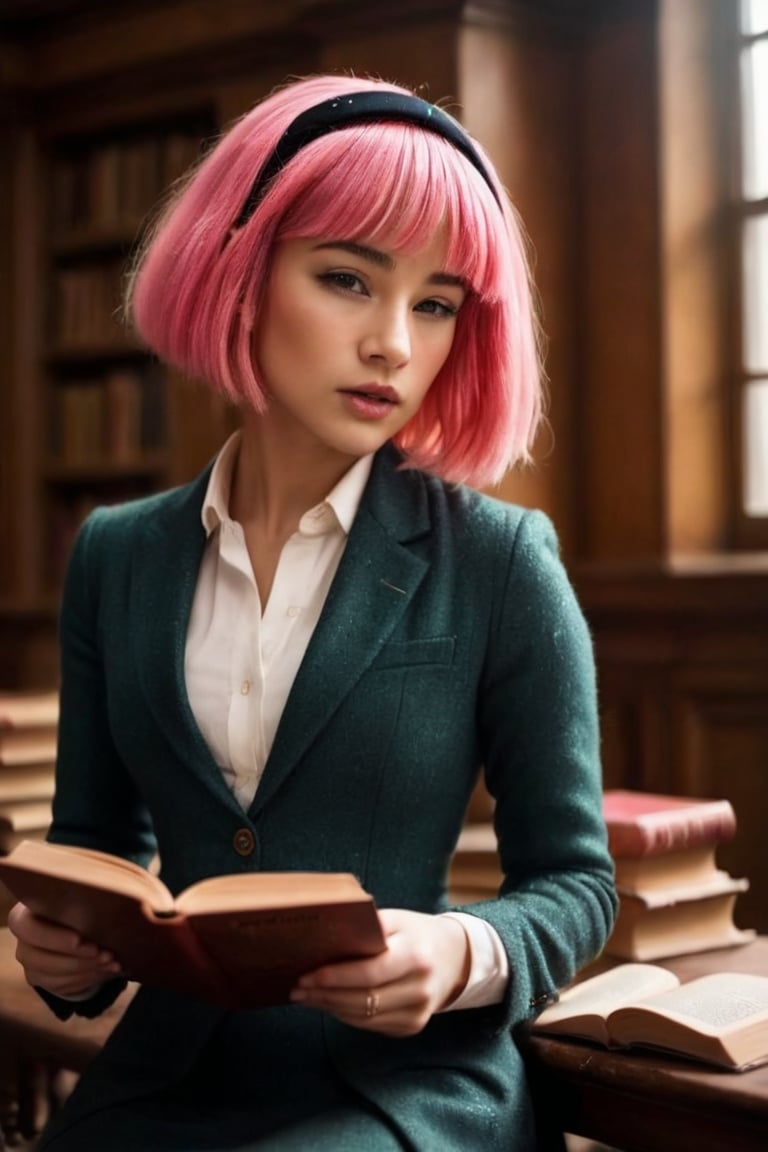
0, 802, 53, 854
605, 874, 755, 962
139, 365, 167, 452
118, 135, 165, 221
0, 764, 56, 803
530, 961, 768, 1071
88, 143, 122, 231
0, 730, 57, 767
162, 131, 203, 188
0, 840, 387, 1009
51, 130, 204, 240
603, 790, 736, 858
0, 691, 59, 730
59, 382, 105, 465
0, 692, 58, 767
50, 370, 151, 468
105, 368, 145, 461
48, 493, 102, 587
53, 262, 126, 350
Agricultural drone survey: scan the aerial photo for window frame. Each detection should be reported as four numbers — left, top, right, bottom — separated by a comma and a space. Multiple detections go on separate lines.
729, 2, 768, 549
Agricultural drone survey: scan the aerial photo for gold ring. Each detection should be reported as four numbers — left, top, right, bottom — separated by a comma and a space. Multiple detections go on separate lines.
364, 990, 379, 1018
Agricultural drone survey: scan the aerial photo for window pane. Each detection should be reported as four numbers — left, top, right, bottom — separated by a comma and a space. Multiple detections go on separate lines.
744, 380, 768, 514
743, 0, 768, 35
743, 214, 768, 371
741, 41, 768, 199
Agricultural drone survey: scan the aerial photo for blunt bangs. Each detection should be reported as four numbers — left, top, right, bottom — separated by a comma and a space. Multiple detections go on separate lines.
273, 123, 506, 302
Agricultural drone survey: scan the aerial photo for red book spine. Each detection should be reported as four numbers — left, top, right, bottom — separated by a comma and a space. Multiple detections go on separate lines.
603, 791, 737, 858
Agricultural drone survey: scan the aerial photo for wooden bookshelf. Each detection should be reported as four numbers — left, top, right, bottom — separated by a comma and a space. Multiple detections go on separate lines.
39, 119, 210, 598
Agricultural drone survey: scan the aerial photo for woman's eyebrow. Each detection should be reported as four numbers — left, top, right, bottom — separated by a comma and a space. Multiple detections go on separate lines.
429, 271, 466, 288
312, 240, 466, 288
313, 240, 394, 268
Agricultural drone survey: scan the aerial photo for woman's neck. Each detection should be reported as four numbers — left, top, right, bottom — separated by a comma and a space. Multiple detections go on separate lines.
229, 412, 358, 543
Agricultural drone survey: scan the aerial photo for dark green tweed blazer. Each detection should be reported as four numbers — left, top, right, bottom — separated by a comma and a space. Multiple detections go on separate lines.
41, 444, 615, 1151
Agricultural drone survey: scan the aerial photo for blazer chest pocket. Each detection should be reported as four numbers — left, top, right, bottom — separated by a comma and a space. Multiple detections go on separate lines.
368, 636, 455, 672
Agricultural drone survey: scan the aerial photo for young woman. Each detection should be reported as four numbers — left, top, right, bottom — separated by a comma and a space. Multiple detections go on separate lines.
8, 73, 616, 1151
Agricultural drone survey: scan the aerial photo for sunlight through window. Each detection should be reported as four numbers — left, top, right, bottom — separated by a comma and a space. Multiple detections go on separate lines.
739, 2, 768, 520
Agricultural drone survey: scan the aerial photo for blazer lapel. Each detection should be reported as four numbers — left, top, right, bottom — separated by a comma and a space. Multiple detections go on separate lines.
131, 467, 242, 811
250, 448, 431, 816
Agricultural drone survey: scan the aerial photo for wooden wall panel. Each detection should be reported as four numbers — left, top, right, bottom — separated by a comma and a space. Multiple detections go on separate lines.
24, 0, 314, 89
0, 109, 14, 603
319, 19, 458, 97
658, 0, 729, 553
1, 129, 45, 609
674, 687, 768, 934
577, 0, 664, 562
597, 677, 674, 796
580, 568, 768, 934
460, 20, 579, 551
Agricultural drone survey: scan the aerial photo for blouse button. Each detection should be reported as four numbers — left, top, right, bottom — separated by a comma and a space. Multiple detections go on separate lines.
233, 827, 256, 856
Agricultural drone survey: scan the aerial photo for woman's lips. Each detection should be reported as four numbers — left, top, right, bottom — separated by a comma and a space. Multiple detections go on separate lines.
338, 384, 400, 419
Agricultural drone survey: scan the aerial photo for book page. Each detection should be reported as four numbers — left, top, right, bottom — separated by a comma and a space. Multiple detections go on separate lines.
176, 871, 371, 914
621, 973, 768, 1035
534, 963, 679, 1029
0, 839, 173, 912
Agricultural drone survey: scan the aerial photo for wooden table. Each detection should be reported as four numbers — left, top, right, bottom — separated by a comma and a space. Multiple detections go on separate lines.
520, 937, 768, 1152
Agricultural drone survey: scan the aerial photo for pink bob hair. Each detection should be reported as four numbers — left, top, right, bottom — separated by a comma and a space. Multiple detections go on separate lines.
127, 74, 544, 488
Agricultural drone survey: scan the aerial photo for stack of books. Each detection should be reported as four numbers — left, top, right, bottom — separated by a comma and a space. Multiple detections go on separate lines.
0, 691, 58, 857
603, 789, 755, 961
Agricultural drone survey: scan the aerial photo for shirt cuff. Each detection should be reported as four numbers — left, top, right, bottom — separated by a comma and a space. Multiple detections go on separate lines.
438, 912, 510, 1012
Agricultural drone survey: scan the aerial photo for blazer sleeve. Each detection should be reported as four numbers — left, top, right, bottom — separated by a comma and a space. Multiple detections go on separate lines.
41, 510, 157, 1019
450, 508, 616, 1032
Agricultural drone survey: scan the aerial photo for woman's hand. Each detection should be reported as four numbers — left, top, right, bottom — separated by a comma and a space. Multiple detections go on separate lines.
289, 908, 471, 1036
7, 902, 121, 999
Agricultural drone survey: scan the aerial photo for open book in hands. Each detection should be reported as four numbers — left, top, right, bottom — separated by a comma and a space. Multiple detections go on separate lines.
530, 962, 768, 1071
0, 839, 386, 1009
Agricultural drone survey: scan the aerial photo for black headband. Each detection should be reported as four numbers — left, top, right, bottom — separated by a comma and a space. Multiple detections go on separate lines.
232, 90, 501, 229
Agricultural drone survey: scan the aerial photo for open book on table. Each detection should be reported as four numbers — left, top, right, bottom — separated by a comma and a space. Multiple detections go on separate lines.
0, 839, 386, 1009
530, 961, 768, 1071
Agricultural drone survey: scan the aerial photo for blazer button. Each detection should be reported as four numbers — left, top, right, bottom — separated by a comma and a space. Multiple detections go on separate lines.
233, 827, 255, 856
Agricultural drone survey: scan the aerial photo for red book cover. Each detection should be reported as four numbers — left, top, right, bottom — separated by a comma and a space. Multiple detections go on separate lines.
603, 790, 737, 858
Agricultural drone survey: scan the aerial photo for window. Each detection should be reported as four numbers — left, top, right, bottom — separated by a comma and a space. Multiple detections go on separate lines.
736, 1, 768, 540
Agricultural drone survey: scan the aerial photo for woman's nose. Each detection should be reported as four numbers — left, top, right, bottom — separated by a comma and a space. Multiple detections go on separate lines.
359, 307, 411, 368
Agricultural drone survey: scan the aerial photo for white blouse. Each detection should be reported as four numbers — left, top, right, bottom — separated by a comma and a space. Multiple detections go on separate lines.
184, 433, 508, 1010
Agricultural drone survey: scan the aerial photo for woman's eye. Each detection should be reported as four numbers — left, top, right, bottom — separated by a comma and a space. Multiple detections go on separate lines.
318, 271, 366, 294
415, 298, 460, 319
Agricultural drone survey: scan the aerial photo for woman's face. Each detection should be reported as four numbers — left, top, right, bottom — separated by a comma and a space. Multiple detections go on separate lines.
253, 231, 466, 464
